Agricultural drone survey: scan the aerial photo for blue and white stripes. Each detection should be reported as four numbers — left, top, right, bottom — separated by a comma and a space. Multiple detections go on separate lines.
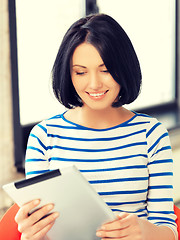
25, 111, 177, 237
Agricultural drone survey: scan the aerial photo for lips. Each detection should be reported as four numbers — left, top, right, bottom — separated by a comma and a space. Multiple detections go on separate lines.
86, 90, 109, 97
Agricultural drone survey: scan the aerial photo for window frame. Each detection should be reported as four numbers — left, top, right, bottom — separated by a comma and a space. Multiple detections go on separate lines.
8, 0, 179, 172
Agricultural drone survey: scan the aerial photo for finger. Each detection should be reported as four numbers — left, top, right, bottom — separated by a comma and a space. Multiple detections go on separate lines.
118, 213, 139, 227
96, 229, 128, 239
33, 221, 55, 240
101, 236, 129, 240
19, 203, 55, 233
117, 212, 129, 219
29, 203, 55, 223
100, 214, 130, 231
24, 212, 59, 238
21, 221, 55, 240
15, 199, 40, 223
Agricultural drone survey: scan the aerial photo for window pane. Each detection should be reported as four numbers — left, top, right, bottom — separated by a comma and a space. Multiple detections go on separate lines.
97, 0, 176, 110
16, 0, 84, 125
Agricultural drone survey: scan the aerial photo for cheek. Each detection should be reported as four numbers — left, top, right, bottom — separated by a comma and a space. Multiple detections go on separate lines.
72, 78, 86, 94
105, 75, 120, 89
73, 80, 82, 89
117, 85, 121, 93
110, 79, 121, 93
71, 75, 79, 90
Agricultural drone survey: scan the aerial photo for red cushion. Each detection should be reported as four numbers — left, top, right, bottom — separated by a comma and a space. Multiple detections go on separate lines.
174, 205, 180, 239
0, 204, 21, 240
0, 203, 179, 239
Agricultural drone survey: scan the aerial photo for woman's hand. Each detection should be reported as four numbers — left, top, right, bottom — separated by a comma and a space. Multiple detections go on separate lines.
15, 199, 60, 240
96, 212, 143, 240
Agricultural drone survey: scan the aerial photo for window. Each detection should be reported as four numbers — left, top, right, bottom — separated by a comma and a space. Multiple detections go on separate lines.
15, 0, 84, 125
16, 0, 176, 125
97, 0, 176, 111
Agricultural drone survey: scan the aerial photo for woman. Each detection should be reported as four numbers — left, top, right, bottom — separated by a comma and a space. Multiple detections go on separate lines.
15, 14, 177, 240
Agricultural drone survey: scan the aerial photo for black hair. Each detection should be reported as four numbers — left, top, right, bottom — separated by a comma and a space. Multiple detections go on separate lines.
52, 13, 142, 109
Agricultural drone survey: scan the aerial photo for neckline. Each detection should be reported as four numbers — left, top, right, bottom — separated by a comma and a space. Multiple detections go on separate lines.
61, 111, 138, 131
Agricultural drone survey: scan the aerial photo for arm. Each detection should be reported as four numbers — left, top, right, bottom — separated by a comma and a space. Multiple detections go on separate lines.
96, 212, 175, 240
97, 119, 177, 240
25, 121, 50, 177
15, 121, 60, 239
145, 120, 177, 239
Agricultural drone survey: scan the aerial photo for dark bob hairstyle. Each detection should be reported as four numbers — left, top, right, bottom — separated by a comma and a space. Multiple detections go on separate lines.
52, 13, 142, 109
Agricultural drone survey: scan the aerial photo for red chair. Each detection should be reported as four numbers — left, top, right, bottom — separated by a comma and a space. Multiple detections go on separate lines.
0, 203, 180, 239
174, 204, 180, 239
0, 204, 21, 239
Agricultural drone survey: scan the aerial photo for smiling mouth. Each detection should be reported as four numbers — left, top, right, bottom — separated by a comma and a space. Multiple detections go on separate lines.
86, 90, 109, 97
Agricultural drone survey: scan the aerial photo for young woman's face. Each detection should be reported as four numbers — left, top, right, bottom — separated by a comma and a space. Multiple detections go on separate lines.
71, 43, 120, 111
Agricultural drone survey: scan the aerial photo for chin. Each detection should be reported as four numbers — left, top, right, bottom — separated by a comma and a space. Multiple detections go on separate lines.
83, 103, 113, 111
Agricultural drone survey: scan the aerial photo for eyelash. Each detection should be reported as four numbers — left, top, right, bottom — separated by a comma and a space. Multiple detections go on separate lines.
75, 72, 86, 75
75, 70, 109, 75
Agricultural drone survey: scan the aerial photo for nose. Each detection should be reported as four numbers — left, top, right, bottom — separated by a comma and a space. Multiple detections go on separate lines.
89, 72, 103, 90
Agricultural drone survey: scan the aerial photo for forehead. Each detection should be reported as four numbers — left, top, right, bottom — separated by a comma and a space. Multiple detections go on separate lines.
72, 43, 104, 66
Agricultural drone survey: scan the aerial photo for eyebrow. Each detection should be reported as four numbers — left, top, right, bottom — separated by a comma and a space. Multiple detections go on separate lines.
72, 63, 105, 68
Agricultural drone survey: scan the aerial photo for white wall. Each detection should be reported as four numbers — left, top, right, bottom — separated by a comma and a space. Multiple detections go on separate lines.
178, 1, 180, 108
0, 0, 23, 209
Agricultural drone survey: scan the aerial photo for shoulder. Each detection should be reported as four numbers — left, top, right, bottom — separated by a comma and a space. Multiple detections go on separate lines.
134, 112, 167, 133
134, 113, 172, 158
133, 112, 170, 145
30, 113, 65, 136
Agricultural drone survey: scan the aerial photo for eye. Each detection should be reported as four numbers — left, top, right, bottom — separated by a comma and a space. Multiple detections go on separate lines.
75, 71, 86, 75
101, 69, 109, 73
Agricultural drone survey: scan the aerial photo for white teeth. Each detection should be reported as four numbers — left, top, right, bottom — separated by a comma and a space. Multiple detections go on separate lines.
89, 92, 105, 97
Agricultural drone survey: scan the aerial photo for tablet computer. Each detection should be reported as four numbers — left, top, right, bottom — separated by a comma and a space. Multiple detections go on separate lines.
2, 165, 115, 240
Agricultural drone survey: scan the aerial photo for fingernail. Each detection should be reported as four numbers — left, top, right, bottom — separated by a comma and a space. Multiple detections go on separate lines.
53, 212, 60, 218
47, 204, 54, 211
96, 232, 102, 237
33, 199, 40, 205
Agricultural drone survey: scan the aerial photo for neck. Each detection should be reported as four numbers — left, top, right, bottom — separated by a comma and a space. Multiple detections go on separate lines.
73, 106, 133, 129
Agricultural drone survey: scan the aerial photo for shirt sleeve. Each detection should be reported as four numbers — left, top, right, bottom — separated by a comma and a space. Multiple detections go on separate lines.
146, 119, 178, 239
25, 120, 50, 178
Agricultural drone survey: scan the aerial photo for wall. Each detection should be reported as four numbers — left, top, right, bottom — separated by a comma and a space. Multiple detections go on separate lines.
0, 0, 23, 210
178, 0, 180, 108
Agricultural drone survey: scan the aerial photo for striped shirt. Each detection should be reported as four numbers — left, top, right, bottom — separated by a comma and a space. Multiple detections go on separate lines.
25, 111, 177, 238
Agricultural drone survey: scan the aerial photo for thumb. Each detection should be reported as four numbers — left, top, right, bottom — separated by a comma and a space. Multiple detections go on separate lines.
117, 212, 129, 219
